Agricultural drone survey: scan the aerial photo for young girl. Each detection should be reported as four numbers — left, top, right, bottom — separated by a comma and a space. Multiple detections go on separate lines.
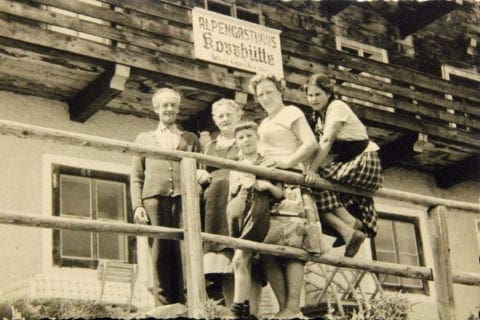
303, 73, 383, 257
226, 121, 283, 318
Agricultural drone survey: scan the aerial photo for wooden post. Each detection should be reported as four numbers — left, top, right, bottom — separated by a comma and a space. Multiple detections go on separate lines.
180, 158, 206, 318
427, 205, 456, 320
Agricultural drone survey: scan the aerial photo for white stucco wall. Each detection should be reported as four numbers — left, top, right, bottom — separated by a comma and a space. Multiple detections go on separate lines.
0, 91, 156, 290
0, 91, 479, 317
381, 167, 480, 319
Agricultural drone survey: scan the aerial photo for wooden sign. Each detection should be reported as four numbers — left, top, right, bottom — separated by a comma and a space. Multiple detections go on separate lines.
192, 7, 284, 79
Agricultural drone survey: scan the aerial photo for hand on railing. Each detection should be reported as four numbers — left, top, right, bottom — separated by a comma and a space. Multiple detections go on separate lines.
133, 207, 149, 224
304, 168, 320, 185
196, 169, 212, 185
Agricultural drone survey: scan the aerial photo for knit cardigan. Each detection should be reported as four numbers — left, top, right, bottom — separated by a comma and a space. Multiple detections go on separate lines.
130, 130, 200, 210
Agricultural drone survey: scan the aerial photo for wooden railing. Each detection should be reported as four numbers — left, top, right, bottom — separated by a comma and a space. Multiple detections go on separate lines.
0, 0, 479, 148
1, 119, 480, 319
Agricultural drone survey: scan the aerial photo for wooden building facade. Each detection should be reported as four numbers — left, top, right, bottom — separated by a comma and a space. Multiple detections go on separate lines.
0, 0, 479, 318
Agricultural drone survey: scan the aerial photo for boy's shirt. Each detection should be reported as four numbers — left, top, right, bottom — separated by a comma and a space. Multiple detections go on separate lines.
228, 154, 263, 197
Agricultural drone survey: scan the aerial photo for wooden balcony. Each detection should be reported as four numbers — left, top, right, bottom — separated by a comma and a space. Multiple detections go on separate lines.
0, 0, 478, 186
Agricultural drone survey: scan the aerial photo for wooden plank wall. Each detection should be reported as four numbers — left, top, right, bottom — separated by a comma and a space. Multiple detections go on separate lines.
0, 0, 479, 150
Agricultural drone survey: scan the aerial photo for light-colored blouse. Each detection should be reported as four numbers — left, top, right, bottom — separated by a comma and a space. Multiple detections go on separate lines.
258, 105, 312, 168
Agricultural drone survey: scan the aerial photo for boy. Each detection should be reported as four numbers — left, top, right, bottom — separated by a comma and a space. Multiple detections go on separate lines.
226, 121, 283, 317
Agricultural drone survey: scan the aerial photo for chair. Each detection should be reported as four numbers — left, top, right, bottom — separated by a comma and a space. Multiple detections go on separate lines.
97, 260, 138, 313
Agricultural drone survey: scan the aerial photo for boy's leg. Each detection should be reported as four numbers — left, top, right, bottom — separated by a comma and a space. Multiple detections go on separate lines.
222, 277, 234, 309
232, 249, 253, 303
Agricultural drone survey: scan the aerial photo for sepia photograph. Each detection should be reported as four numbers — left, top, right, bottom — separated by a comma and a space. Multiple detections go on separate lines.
0, 0, 479, 319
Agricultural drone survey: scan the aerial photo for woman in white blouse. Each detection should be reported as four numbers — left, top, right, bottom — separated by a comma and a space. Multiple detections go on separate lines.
304, 74, 383, 258
249, 73, 318, 319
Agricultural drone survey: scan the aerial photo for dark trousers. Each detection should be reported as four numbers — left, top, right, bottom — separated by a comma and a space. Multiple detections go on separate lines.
144, 196, 185, 304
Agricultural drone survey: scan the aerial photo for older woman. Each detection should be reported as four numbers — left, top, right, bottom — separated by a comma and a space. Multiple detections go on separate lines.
197, 98, 262, 314
249, 74, 319, 319
303, 74, 383, 257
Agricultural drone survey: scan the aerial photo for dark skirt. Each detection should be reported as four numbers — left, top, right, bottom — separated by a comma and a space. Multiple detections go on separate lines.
203, 169, 231, 253
314, 151, 383, 237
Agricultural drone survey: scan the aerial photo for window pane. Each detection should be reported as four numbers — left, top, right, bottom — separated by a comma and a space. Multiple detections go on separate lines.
375, 219, 395, 252
60, 175, 91, 217
376, 251, 397, 264
399, 253, 420, 267
380, 273, 401, 286
401, 276, 423, 288
396, 221, 418, 255
61, 230, 92, 258
98, 233, 127, 260
207, 1, 231, 15
400, 254, 423, 288
96, 180, 125, 221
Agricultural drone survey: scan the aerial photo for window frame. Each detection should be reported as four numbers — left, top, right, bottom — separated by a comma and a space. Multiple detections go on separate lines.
203, 0, 263, 24
371, 211, 430, 295
334, 36, 394, 113
43, 154, 135, 271
441, 64, 480, 130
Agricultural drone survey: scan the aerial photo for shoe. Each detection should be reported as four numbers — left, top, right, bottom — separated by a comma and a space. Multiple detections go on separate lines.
332, 236, 345, 248
344, 230, 366, 257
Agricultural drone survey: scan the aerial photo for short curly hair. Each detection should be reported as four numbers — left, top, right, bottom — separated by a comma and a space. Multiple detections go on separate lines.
151, 88, 181, 111
211, 98, 242, 117
248, 73, 286, 97
303, 74, 335, 96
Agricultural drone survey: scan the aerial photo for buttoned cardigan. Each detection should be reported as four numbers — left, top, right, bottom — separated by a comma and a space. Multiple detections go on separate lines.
130, 130, 200, 210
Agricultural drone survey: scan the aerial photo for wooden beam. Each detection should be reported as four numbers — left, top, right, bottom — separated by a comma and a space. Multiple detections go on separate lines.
8, 0, 480, 106
427, 206, 456, 320
180, 158, 207, 318
3, 0, 480, 110
280, 37, 480, 105
434, 154, 480, 188
1, 13, 479, 148
379, 133, 420, 169
69, 64, 130, 122
395, 1, 461, 38
2, 208, 480, 286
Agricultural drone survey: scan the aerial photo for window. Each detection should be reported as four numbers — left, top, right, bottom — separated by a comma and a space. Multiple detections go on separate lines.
335, 37, 394, 113
204, 0, 262, 24
371, 213, 428, 294
441, 65, 480, 130
52, 164, 135, 268
41, 0, 112, 45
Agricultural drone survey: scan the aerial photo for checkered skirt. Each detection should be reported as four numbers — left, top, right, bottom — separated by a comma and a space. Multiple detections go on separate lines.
314, 151, 383, 237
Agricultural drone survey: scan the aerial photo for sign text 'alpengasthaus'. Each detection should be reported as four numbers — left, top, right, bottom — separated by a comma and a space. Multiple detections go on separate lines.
192, 7, 284, 78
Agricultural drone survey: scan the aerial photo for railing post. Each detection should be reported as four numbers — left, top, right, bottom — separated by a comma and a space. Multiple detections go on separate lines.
180, 157, 206, 318
427, 205, 456, 320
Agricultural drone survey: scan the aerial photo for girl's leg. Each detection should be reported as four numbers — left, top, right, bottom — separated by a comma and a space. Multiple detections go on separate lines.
334, 207, 362, 230
321, 211, 355, 243
232, 249, 253, 303
262, 255, 287, 311
323, 211, 366, 257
